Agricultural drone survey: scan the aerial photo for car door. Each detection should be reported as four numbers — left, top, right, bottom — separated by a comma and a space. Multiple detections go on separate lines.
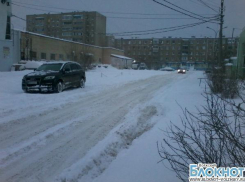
70, 63, 80, 86
62, 63, 73, 88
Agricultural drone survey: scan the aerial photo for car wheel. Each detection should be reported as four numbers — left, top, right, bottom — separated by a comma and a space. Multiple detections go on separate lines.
24, 88, 29, 93
56, 82, 63, 93
80, 78, 85, 88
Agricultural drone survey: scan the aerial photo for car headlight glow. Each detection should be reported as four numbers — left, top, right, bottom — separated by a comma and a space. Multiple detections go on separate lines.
44, 76, 55, 80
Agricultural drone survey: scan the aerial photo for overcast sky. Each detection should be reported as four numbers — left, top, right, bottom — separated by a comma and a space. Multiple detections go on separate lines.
12, 0, 245, 39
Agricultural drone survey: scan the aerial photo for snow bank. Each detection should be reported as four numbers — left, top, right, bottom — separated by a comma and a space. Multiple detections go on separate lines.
90, 71, 205, 182
54, 71, 206, 182
56, 104, 159, 182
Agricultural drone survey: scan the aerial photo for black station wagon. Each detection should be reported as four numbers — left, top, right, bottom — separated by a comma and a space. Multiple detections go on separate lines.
22, 61, 86, 93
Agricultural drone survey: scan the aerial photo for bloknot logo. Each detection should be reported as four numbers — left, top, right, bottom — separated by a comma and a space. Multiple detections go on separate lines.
189, 163, 245, 182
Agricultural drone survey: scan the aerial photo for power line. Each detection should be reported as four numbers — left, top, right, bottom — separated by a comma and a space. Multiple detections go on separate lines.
196, 0, 219, 13
12, 3, 60, 13
107, 21, 207, 35
12, 14, 27, 22
152, 0, 219, 24
12, 2, 218, 21
107, 21, 210, 36
12, 1, 217, 16
161, 0, 210, 19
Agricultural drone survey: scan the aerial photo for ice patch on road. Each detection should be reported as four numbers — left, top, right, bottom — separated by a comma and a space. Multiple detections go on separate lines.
56, 105, 158, 182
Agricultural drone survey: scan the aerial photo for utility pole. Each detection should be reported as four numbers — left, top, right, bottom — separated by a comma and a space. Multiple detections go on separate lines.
219, 0, 224, 66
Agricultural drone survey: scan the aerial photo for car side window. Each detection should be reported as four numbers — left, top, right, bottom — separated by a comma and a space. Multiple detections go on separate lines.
70, 64, 78, 71
76, 64, 82, 70
63, 64, 71, 72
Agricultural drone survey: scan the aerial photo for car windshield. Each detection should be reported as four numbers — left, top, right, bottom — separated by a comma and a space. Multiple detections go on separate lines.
36, 64, 63, 71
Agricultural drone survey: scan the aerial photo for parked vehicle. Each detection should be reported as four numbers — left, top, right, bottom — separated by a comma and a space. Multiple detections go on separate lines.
177, 68, 186, 74
139, 63, 147, 70
132, 63, 139, 70
22, 61, 86, 93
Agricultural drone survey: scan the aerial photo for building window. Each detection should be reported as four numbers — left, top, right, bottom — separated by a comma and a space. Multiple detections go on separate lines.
62, 27, 73, 31
62, 32, 73, 36
31, 51, 37, 60
73, 27, 83, 30
74, 22, 83, 25
50, 53, 56, 60
5, 16, 11, 40
59, 54, 64, 60
74, 32, 82, 36
35, 17, 44, 20
73, 15, 83, 19
35, 22, 44, 26
67, 54, 70, 60
41, 53, 46, 59
63, 22, 72, 25
62, 15, 73, 20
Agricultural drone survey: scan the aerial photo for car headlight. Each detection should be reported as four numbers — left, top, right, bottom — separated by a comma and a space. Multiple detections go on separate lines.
178, 70, 180, 72
44, 76, 55, 80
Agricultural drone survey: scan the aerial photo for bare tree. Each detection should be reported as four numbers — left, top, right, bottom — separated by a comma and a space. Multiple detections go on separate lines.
158, 85, 245, 181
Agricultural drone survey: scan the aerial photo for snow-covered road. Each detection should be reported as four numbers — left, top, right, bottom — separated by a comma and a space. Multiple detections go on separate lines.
0, 72, 182, 182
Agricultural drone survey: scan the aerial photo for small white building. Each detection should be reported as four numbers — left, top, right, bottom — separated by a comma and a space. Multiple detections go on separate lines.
110, 54, 134, 69
0, 0, 11, 40
0, 1, 21, 72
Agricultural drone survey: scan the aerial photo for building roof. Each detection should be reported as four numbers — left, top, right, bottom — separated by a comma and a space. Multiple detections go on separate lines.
111, 54, 134, 60
14, 29, 124, 52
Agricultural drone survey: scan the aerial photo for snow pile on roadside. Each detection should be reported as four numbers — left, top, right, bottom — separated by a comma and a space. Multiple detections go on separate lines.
56, 104, 159, 182
91, 71, 206, 182
55, 71, 205, 182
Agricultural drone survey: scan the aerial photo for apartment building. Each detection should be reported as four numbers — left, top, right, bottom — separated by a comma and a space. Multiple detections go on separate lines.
26, 11, 106, 46
115, 37, 238, 70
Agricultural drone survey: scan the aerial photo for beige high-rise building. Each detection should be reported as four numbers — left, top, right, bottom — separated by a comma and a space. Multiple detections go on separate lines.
26, 11, 106, 47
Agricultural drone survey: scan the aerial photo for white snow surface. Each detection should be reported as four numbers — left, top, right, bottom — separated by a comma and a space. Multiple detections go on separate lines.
0, 66, 169, 124
0, 66, 206, 182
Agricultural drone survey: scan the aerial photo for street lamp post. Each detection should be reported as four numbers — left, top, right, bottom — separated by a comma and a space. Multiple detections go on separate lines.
206, 26, 228, 67
207, 27, 218, 67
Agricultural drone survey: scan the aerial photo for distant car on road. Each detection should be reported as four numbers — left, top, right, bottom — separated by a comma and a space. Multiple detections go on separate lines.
22, 61, 86, 93
177, 68, 186, 74
160, 67, 175, 71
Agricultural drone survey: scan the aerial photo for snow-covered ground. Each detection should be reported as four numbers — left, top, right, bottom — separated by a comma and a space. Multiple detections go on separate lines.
0, 66, 206, 182
0, 66, 170, 124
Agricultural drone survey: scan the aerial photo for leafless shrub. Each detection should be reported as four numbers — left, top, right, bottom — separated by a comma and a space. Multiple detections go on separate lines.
158, 88, 245, 182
